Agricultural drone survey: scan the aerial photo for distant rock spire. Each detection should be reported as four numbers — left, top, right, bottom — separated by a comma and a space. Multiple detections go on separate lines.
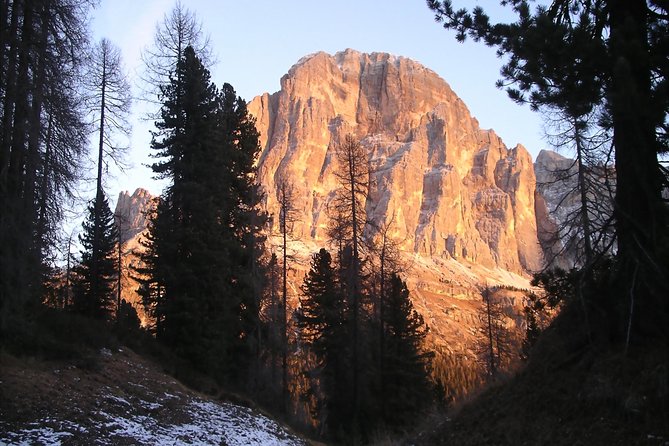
114, 188, 154, 244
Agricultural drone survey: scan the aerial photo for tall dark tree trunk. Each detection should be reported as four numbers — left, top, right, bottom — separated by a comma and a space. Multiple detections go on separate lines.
269, 254, 278, 385
346, 142, 361, 425
0, 0, 20, 185
117, 220, 122, 320
9, 1, 32, 197
24, 4, 49, 260
609, 0, 667, 338
96, 57, 107, 197
94, 43, 108, 266
0, 0, 9, 93
378, 230, 387, 416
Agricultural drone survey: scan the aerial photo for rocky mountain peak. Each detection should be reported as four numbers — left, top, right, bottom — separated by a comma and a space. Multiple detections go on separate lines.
249, 49, 543, 274
119, 50, 553, 353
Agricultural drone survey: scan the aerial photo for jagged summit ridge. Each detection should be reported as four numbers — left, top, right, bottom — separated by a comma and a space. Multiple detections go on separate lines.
249, 49, 543, 273
115, 188, 154, 243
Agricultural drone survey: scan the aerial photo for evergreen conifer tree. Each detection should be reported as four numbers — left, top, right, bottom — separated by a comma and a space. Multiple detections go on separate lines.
147, 45, 264, 383
74, 191, 118, 320
298, 248, 351, 439
132, 197, 166, 337
379, 273, 433, 428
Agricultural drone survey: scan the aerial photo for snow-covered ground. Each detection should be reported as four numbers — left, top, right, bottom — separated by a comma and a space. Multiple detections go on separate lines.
0, 396, 304, 445
0, 348, 305, 446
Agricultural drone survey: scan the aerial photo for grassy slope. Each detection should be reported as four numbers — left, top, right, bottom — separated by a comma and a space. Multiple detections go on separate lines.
417, 306, 669, 446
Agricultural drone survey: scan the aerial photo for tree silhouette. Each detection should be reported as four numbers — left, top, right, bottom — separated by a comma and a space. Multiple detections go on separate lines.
277, 180, 297, 411
0, 0, 91, 327
297, 248, 349, 439
74, 192, 118, 320
427, 0, 669, 342
146, 46, 265, 383
327, 133, 370, 426
140, 0, 213, 110
379, 273, 433, 429
476, 287, 514, 380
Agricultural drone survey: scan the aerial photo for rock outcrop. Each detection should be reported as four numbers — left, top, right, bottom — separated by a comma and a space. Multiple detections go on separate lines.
249, 49, 543, 274
534, 149, 578, 267
115, 188, 154, 243
114, 188, 156, 326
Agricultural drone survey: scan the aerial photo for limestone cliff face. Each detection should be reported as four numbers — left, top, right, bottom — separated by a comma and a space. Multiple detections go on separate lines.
249, 49, 543, 273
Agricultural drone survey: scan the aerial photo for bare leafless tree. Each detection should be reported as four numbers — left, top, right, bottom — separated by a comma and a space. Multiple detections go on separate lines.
537, 107, 616, 268
84, 37, 132, 193
276, 179, 298, 412
326, 133, 370, 425
139, 0, 213, 108
476, 287, 514, 381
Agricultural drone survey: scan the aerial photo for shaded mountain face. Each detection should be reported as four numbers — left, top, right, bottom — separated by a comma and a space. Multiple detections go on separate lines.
534, 149, 580, 268
249, 49, 543, 274
534, 149, 616, 268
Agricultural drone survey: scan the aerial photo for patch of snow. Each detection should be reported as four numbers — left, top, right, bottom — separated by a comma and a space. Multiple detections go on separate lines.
94, 398, 304, 446
0, 421, 75, 446
140, 400, 161, 410
104, 394, 131, 407
99, 348, 112, 357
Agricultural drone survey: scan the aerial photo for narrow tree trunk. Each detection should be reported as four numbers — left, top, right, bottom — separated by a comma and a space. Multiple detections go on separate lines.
0, 0, 10, 93
378, 232, 387, 417
156, 285, 163, 338
574, 118, 593, 264
270, 255, 278, 387
281, 198, 288, 413
117, 220, 122, 321
347, 144, 361, 425
96, 50, 107, 197
484, 290, 496, 379
65, 232, 73, 308
24, 5, 49, 272
9, 0, 33, 196
92, 44, 108, 317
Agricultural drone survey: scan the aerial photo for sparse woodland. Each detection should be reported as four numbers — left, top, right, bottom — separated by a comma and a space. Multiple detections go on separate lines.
1, 0, 667, 445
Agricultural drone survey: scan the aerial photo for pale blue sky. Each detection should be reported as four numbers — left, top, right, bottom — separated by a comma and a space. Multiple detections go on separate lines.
90, 0, 547, 204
